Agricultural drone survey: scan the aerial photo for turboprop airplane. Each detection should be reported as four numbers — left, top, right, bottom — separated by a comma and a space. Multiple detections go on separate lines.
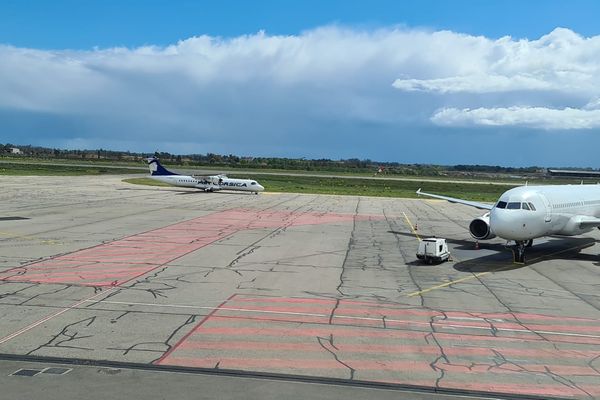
417, 184, 600, 263
146, 157, 264, 194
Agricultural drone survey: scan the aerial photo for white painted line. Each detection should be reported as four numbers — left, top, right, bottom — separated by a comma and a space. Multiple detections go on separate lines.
0, 288, 117, 345
435, 316, 489, 322
82, 299, 600, 340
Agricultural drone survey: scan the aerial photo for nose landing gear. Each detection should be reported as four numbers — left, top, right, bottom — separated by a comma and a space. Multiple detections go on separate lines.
511, 239, 533, 264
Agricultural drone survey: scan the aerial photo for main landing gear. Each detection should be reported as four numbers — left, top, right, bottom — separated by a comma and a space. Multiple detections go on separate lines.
511, 239, 533, 264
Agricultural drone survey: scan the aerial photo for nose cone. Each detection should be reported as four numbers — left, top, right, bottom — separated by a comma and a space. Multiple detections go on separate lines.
257, 184, 265, 192
490, 208, 537, 241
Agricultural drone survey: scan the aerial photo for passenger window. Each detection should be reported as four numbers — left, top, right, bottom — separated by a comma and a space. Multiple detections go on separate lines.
507, 202, 520, 209
528, 202, 536, 211
496, 201, 507, 209
522, 203, 530, 210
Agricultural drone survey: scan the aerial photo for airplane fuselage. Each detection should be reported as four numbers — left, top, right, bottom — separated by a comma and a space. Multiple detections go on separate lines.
490, 185, 600, 241
150, 174, 264, 193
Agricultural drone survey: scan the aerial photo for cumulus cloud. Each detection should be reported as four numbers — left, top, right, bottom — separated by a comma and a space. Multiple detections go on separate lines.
1, 25, 600, 162
1, 26, 436, 156
392, 28, 600, 95
391, 27, 600, 131
431, 107, 600, 129
392, 74, 554, 94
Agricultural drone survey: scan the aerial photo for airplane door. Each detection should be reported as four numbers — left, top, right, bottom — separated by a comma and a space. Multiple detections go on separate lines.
539, 194, 552, 222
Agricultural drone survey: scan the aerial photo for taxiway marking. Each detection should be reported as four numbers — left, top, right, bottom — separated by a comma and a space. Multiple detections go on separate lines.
402, 213, 594, 297
406, 267, 507, 297
408, 241, 594, 297
0, 230, 61, 245
401, 212, 421, 241
81, 299, 600, 340
0, 288, 117, 345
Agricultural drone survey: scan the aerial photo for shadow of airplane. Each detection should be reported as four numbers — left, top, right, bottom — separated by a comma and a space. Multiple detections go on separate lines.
117, 187, 255, 195
116, 187, 196, 193
173, 190, 257, 196
388, 230, 599, 272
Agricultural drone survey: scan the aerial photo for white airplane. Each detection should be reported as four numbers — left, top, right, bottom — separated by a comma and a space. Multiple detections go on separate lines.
146, 157, 264, 194
417, 184, 600, 263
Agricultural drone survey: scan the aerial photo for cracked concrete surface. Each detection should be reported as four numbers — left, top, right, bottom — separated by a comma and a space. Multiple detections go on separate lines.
1, 175, 600, 398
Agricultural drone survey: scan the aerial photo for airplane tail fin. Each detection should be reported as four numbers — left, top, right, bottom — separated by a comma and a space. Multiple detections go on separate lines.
145, 157, 177, 176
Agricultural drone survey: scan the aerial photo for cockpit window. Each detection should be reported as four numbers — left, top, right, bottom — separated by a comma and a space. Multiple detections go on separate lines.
506, 202, 521, 209
496, 201, 507, 209
250, 182, 257, 185
528, 202, 536, 211
521, 202, 530, 210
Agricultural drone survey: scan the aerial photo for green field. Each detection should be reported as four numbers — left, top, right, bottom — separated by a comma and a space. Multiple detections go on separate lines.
123, 175, 515, 202
0, 162, 144, 176
236, 174, 518, 201
0, 156, 550, 182
0, 161, 569, 202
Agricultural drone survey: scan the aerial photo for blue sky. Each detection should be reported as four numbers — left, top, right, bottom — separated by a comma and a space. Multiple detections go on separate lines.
2, 0, 600, 48
2, 1, 600, 166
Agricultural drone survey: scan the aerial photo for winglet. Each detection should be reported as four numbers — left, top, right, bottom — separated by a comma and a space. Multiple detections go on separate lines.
416, 188, 422, 196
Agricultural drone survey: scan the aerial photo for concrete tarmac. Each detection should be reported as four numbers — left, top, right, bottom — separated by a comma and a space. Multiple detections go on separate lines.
1, 175, 600, 399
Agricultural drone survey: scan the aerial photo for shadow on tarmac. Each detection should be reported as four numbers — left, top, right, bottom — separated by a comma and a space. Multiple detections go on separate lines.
388, 230, 599, 272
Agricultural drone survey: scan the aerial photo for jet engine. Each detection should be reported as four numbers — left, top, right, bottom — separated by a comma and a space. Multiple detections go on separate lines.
469, 212, 496, 240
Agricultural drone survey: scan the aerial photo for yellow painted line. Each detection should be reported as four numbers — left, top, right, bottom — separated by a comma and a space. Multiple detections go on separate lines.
407, 267, 509, 297
0, 231, 37, 241
396, 205, 594, 298
401, 211, 421, 241
0, 231, 60, 245
407, 241, 593, 297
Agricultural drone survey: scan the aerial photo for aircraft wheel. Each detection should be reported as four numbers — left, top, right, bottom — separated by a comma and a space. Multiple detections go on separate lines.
512, 241, 526, 264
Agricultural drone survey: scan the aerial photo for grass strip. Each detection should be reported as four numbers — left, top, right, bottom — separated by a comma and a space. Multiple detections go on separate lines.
0, 163, 144, 176
123, 175, 515, 202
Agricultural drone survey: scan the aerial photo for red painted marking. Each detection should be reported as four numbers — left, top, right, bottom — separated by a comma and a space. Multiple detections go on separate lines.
377, 379, 600, 398
223, 296, 600, 336
153, 294, 237, 365
438, 362, 596, 376
233, 295, 600, 324
158, 355, 597, 377
155, 294, 600, 398
186, 322, 600, 346
202, 306, 600, 340
177, 340, 599, 360
159, 356, 398, 370
0, 209, 369, 286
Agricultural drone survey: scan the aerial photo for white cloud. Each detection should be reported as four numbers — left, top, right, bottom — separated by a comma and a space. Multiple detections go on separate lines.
431, 106, 600, 129
2, 25, 600, 160
392, 28, 600, 95
392, 74, 554, 93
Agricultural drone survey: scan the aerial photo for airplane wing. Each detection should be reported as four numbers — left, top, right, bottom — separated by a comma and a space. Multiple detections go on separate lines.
192, 173, 228, 179
416, 188, 493, 211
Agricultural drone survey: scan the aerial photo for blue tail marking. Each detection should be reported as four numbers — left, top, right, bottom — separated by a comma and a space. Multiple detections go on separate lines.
146, 157, 177, 176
